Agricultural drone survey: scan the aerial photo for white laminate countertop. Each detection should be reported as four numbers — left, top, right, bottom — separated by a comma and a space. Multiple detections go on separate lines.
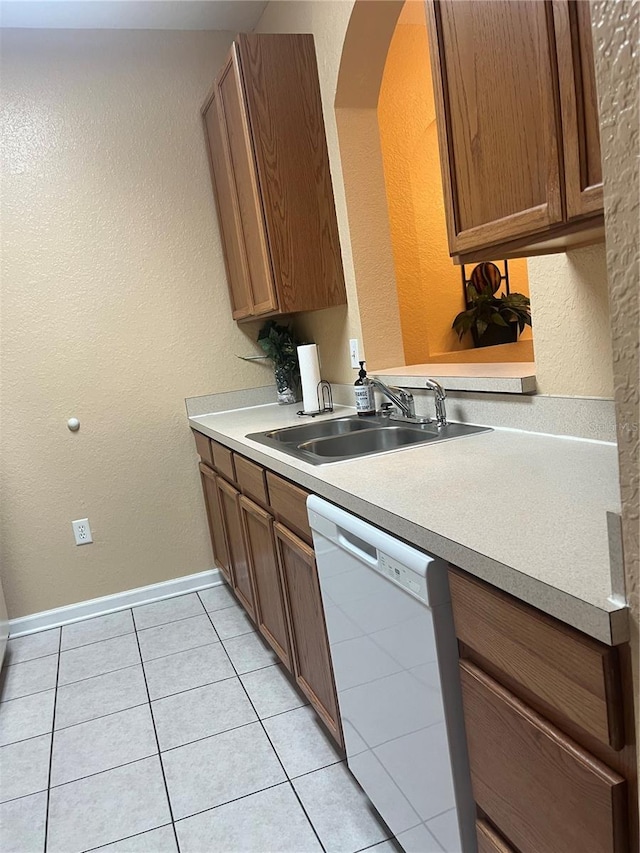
189, 404, 626, 645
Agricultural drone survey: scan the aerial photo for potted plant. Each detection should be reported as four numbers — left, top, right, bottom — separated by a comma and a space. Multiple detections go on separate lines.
257, 321, 301, 404
452, 262, 532, 348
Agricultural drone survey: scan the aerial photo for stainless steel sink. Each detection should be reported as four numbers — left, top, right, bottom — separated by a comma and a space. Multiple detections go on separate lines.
247, 415, 491, 465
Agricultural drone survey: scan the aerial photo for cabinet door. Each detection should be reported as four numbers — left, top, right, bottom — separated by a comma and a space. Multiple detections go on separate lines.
274, 522, 342, 745
426, 1, 564, 255
215, 46, 278, 316
217, 478, 256, 621
460, 660, 627, 853
199, 464, 231, 585
202, 91, 252, 320
240, 497, 292, 672
553, 0, 603, 218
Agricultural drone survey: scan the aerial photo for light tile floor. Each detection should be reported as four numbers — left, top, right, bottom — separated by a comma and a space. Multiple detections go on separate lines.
0, 588, 398, 853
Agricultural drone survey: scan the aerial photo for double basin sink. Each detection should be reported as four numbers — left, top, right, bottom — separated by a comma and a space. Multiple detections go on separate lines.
247, 415, 490, 465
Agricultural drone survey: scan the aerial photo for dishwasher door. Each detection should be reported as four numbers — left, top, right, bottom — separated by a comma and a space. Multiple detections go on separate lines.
308, 496, 474, 853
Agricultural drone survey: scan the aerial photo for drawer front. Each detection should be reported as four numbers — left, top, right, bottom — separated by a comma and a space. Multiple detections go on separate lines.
266, 472, 312, 544
192, 430, 213, 467
476, 820, 514, 853
449, 567, 624, 748
235, 455, 268, 505
460, 660, 627, 853
211, 440, 236, 482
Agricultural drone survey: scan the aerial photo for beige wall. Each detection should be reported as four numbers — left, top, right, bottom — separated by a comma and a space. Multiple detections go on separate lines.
591, 0, 639, 764
527, 245, 614, 396
0, 29, 270, 618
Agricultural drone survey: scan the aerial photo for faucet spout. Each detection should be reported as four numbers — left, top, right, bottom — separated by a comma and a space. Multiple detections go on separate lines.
425, 378, 447, 426
369, 378, 415, 418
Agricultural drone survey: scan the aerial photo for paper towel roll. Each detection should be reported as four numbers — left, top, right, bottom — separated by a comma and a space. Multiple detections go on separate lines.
298, 344, 321, 413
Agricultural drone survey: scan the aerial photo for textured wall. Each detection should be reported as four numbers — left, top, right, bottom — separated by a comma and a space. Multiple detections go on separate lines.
590, 0, 639, 754
378, 7, 531, 364
527, 245, 614, 396
0, 29, 271, 618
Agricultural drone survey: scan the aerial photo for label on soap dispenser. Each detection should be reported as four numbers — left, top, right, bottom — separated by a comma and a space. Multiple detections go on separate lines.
355, 384, 375, 414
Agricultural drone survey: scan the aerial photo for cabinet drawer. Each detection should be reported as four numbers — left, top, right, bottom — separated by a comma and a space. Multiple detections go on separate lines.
211, 440, 236, 482
235, 455, 268, 506
266, 472, 312, 544
476, 820, 513, 853
449, 567, 624, 748
460, 660, 627, 853
192, 430, 213, 467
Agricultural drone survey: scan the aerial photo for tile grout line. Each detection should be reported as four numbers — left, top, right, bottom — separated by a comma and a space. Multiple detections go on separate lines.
43, 629, 62, 853
81, 822, 175, 853
130, 609, 182, 853
198, 591, 328, 853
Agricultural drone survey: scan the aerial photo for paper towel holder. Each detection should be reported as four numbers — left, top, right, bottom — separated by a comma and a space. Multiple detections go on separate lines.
297, 381, 333, 417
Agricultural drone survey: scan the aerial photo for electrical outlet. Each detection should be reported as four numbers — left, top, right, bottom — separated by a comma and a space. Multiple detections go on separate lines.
72, 518, 93, 546
349, 339, 360, 369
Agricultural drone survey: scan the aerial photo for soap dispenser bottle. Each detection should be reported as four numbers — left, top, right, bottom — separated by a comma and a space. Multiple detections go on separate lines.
354, 361, 376, 417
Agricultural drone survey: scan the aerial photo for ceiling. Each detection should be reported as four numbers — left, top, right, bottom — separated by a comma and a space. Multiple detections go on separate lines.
0, 0, 269, 30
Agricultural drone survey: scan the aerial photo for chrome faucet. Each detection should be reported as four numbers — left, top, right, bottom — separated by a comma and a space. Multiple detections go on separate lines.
425, 378, 447, 427
369, 378, 416, 419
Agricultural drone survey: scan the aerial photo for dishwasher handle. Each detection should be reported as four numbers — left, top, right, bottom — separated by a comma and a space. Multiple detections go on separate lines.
336, 528, 378, 567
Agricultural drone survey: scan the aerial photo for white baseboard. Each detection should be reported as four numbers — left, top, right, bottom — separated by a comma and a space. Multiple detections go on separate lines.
8, 568, 223, 638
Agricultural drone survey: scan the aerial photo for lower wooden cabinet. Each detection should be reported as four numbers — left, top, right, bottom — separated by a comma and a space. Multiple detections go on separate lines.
239, 496, 292, 672
274, 522, 342, 745
216, 478, 256, 621
450, 567, 636, 853
461, 660, 627, 853
199, 463, 230, 585
193, 432, 342, 748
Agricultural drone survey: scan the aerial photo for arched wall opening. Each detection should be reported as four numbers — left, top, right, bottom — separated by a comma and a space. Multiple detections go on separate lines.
335, 0, 534, 369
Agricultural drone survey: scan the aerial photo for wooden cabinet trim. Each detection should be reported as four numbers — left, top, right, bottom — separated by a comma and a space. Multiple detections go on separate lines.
199, 463, 231, 584
215, 45, 278, 317
239, 496, 293, 672
552, 0, 604, 218
274, 521, 342, 745
202, 84, 253, 320
217, 477, 256, 620
460, 660, 628, 853
211, 440, 236, 484
449, 567, 624, 749
266, 471, 312, 544
235, 454, 269, 506
192, 429, 213, 467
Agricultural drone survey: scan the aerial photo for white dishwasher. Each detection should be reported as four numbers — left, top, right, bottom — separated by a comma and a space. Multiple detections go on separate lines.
308, 496, 475, 853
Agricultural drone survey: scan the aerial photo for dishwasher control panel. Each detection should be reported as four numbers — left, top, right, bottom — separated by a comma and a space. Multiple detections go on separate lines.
378, 552, 429, 604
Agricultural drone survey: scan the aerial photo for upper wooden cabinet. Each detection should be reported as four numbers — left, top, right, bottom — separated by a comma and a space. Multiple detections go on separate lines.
202, 34, 347, 320
425, 0, 604, 263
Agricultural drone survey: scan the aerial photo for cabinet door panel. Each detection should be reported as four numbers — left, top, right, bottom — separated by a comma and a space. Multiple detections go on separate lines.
216, 46, 278, 316
240, 497, 292, 672
426, 0, 564, 254
460, 660, 627, 853
275, 522, 342, 745
199, 464, 230, 585
217, 478, 256, 620
202, 92, 252, 319
553, 0, 603, 218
